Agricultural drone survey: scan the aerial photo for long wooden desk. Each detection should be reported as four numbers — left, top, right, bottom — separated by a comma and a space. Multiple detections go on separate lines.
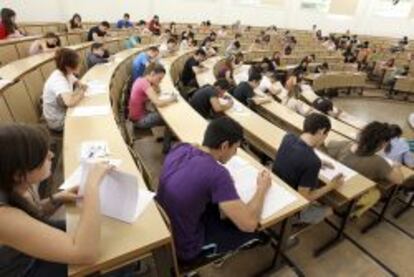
64, 47, 173, 277
198, 57, 376, 202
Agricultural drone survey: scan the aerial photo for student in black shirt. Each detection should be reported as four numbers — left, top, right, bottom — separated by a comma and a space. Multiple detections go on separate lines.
87, 21, 110, 42
87, 42, 109, 69
180, 49, 207, 89
233, 70, 270, 106
190, 79, 233, 119
273, 113, 343, 224
312, 97, 342, 118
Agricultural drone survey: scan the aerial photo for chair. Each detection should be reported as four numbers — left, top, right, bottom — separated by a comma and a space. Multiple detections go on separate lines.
0, 44, 20, 66
0, 95, 14, 123
22, 69, 46, 117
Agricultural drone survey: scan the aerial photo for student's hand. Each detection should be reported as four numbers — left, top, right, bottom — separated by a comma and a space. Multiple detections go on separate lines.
86, 161, 114, 186
257, 170, 271, 193
322, 160, 335, 170
330, 173, 344, 188
54, 186, 80, 204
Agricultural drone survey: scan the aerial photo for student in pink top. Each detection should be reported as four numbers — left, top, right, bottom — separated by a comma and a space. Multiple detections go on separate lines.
128, 63, 177, 129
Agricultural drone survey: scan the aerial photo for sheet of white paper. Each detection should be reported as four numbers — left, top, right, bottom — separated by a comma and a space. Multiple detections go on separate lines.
84, 80, 107, 97
231, 102, 250, 115
80, 141, 109, 160
158, 93, 177, 101
316, 151, 357, 182
224, 156, 250, 173
226, 164, 298, 220
59, 159, 122, 190
70, 105, 111, 117
134, 189, 155, 219
0, 79, 12, 87
78, 168, 141, 223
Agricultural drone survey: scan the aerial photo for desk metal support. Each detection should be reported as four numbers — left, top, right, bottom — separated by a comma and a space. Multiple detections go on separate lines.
394, 191, 414, 218
314, 199, 355, 257
361, 186, 398, 234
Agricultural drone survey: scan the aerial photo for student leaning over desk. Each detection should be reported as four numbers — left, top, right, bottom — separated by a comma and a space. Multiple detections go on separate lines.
42, 48, 87, 132
156, 117, 271, 265
0, 124, 113, 276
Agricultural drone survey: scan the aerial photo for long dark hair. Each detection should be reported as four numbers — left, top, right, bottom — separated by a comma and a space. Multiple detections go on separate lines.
1, 8, 17, 35
69, 13, 82, 29
0, 124, 50, 219
356, 122, 391, 156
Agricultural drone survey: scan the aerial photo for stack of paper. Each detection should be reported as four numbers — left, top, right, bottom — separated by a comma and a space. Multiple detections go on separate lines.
70, 105, 111, 117
85, 80, 107, 97
316, 150, 357, 182
61, 163, 153, 223
224, 156, 298, 220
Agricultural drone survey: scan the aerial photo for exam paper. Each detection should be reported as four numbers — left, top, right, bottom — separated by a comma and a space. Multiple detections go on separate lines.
59, 159, 122, 190
85, 80, 107, 97
70, 105, 111, 117
225, 157, 298, 220
77, 166, 151, 223
316, 151, 357, 182
80, 141, 109, 160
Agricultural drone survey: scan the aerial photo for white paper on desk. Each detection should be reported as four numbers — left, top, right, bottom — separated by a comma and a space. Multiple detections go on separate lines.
0, 79, 12, 87
231, 102, 249, 114
316, 151, 356, 182
300, 84, 313, 92
80, 141, 109, 160
158, 93, 177, 101
59, 159, 122, 190
86, 80, 107, 95
78, 167, 150, 223
70, 105, 111, 117
225, 164, 297, 220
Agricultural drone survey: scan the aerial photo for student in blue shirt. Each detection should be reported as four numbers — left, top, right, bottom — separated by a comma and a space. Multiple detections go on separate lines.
131, 46, 159, 82
116, 13, 133, 29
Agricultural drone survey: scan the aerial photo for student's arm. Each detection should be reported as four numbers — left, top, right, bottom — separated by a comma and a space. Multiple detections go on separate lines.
92, 32, 104, 42
299, 174, 343, 201
219, 170, 271, 232
210, 96, 233, 113
29, 40, 42, 55
0, 163, 112, 264
146, 86, 177, 107
58, 87, 86, 108
252, 95, 271, 105
387, 164, 404, 185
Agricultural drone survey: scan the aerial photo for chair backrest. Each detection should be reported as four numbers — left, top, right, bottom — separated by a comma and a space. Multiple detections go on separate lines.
21, 69, 46, 117
0, 44, 20, 66
0, 94, 14, 123
2, 80, 39, 123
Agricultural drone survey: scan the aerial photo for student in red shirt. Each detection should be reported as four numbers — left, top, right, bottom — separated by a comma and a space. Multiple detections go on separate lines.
148, 15, 161, 36
0, 8, 24, 40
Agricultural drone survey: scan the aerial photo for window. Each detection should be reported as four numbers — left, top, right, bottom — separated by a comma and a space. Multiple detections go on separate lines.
374, 0, 413, 18
300, 0, 331, 13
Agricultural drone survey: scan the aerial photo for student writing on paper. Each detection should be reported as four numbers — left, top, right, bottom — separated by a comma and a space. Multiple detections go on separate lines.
87, 21, 110, 42
156, 117, 271, 265
0, 124, 113, 276
273, 113, 343, 225
326, 122, 407, 218
128, 63, 177, 129
131, 46, 160, 82
68, 13, 83, 31
280, 70, 313, 116
232, 70, 271, 107
190, 79, 234, 119
159, 38, 178, 58
116, 13, 133, 29
29, 32, 61, 56
86, 43, 109, 69
42, 48, 87, 132
180, 49, 208, 91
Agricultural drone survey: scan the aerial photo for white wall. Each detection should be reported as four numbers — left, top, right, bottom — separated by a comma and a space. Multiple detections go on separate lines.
4, 0, 414, 38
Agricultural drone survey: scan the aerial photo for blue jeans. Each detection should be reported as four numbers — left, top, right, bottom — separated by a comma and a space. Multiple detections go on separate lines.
134, 112, 164, 129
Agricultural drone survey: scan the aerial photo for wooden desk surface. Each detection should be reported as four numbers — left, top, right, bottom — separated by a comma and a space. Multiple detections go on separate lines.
158, 53, 308, 229
197, 59, 376, 201
64, 47, 171, 276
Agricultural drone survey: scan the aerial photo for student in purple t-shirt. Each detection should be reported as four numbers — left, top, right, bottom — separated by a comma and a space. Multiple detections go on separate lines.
156, 117, 271, 264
